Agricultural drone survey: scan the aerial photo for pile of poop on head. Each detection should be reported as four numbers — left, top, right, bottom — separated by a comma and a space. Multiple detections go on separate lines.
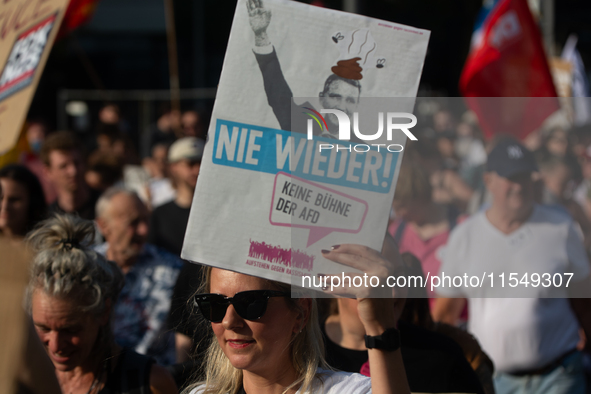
331, 57, 363, 80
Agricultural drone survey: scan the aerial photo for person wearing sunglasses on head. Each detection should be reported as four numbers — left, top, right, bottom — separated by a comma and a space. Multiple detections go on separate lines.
184, 235, 409, 394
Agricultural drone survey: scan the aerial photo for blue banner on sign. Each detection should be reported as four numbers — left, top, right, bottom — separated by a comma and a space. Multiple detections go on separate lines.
211, 119, 399, 193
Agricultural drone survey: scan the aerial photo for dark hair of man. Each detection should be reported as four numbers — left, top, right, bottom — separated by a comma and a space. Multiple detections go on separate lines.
321, 74, 362, 97
40, 131, 83, 167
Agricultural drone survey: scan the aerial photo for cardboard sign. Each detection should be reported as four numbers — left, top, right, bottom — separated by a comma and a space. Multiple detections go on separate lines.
0, 0, 70, 154
182, 0, 429, 287
0, 237, 32, 393
549, 58, 573, 98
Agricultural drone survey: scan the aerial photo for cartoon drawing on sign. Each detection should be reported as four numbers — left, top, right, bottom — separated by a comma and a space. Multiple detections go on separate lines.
180, 0, 430, 285
247, 0, 384, 139
332, 32, 344, 43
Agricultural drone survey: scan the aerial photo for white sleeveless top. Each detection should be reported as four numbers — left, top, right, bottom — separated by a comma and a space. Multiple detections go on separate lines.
190, 368, 372, 393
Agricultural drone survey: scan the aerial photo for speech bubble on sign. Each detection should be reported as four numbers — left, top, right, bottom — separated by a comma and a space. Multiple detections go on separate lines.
270, 172, 369, 247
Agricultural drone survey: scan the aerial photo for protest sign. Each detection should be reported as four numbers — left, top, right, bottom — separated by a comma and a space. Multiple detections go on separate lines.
182, 0, 429, 288
0, 237, 31, 393
0, 0, 70, 154
549, 58, 573, 98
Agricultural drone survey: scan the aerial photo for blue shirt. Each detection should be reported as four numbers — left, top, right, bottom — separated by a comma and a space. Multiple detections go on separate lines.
95, 243, 182, 365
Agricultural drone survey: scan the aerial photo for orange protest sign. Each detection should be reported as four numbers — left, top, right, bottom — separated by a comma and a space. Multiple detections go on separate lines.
0, 0, 71, 154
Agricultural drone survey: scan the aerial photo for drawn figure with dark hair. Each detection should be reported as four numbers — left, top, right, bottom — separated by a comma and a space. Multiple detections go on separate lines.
247, 0, 362, 139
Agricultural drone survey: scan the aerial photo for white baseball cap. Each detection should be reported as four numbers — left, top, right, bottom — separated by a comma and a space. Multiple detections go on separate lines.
168, 137, 205, 163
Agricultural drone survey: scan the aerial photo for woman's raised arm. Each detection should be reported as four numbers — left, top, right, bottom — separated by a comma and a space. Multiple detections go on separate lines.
320, 235, 410, 394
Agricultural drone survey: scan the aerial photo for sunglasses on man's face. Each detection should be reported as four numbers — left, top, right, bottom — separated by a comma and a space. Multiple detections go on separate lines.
194, 290, 290, 323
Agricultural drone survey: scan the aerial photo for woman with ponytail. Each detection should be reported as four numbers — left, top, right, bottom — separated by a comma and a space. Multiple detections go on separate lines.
26, 214, 178, 394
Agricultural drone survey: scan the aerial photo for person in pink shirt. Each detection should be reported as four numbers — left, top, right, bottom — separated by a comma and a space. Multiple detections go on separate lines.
389, 162, 463, 309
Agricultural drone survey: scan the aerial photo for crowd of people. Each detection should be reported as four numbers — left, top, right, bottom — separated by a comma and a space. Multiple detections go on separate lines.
3, 100, 591, 394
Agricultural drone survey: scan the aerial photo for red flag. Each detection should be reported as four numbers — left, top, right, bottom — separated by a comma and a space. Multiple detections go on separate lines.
57, 0, 101, 39
460, 0, 559, 141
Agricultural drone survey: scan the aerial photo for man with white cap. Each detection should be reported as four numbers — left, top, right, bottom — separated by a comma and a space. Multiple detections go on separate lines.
434, 139, 591, 394
147, 137, 205, 371
148, 137, 204, 256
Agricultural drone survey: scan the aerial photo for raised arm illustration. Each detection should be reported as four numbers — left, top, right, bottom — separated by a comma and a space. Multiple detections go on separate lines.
248, 0, 293, 132
247, 0, 362, 137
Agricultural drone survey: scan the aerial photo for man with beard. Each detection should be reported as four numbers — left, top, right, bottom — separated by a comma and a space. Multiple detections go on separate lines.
42, 131, 99, 220
95, 187, 182, 366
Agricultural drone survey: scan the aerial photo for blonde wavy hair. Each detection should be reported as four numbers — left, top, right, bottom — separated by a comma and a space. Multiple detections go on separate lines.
183, 266, 329, 394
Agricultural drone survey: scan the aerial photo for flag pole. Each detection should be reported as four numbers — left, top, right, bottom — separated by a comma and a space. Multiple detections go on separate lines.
164, 0, 183, 138
540, 0, 555, 56
343, 0, 358, 13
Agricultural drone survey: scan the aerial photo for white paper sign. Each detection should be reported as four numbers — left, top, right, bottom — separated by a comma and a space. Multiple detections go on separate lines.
182, 0, 429, 287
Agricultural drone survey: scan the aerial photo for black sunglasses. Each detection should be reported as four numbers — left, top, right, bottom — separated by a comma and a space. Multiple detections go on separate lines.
194, 290, 290, 323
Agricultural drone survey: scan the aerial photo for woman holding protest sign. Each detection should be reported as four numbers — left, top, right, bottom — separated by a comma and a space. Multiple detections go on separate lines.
185, 235, 409, 394
26, 214, 178, 394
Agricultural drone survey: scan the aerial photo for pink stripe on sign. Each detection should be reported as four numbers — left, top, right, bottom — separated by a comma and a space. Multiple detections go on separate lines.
248, 239, 315, 272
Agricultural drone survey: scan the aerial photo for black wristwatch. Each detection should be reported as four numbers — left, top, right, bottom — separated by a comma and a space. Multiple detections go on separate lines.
364, 327, 401, 351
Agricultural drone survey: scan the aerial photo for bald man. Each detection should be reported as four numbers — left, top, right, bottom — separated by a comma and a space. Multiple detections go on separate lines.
95, 187, 182, 366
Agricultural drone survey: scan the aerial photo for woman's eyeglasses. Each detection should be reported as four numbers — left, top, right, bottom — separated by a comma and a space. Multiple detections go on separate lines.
194, 290, 290, 323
